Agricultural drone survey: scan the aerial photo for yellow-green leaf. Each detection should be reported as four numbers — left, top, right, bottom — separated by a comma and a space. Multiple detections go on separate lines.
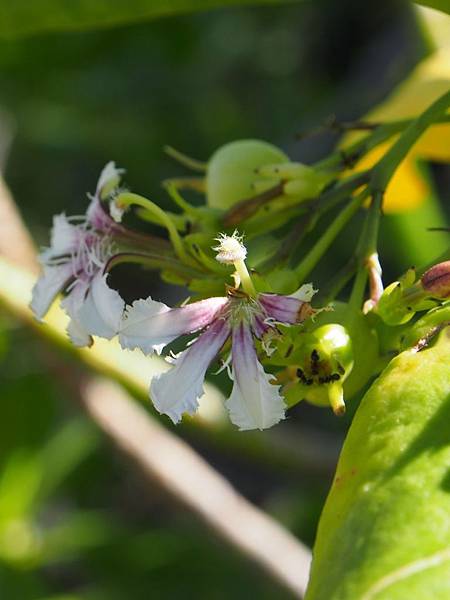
306, 328, 450, 600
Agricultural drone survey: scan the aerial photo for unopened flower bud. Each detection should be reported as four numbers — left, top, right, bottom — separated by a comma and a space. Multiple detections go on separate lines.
421, 261, 450, 299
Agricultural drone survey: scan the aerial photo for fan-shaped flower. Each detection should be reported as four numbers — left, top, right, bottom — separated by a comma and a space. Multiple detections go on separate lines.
119, 232, 316, 430
30, 162, 126, 347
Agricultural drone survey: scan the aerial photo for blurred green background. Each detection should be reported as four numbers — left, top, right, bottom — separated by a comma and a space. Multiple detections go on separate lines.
0, 1, 448, 598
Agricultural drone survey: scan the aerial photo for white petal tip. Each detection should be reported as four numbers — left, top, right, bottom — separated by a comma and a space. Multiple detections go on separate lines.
290, 283, 318, 302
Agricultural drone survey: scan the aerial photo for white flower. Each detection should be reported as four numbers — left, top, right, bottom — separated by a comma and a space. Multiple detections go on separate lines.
30, 163, 126, 346
120, 285, 313, 430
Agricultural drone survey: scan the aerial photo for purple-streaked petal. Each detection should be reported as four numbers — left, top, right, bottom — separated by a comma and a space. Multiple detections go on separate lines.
86, 198, 115, 232
30, 263, 73, 321
150, 317, 231, 423
252, 314, 271, 339
259, 293, 307, 324
77, 273, 125, 340
226, 322, 285, 431
119, 296, 229, 356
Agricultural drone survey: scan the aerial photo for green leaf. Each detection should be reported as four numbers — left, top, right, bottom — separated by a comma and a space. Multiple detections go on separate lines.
306, 327, 450, 600
0, 0, 297, 38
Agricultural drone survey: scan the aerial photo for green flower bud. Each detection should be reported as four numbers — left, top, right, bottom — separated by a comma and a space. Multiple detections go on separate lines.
376, 267, 438, 326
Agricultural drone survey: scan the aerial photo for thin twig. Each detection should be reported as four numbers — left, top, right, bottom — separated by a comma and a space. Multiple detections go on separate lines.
0, 176, 38, 273
83, 377, 311, 597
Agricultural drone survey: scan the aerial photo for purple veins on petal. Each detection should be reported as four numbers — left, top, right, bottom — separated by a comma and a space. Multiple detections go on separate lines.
150, 316, 231, 423
226, 321, 285, 431
119, 296, 229, 355
259, 293, 307, 324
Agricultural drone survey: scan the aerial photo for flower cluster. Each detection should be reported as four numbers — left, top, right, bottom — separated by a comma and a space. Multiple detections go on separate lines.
118, 232, 316, 430
32, 171, 316, 430
31, 163, 126, 347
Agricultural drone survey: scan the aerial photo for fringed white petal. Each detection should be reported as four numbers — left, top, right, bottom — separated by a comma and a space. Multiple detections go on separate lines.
150, 317, 230, 423
226, 322, 285, 431
30, 263, 73, 321
77, 273, 125, 340
61, 280, 91, 347
119, 296, 229, 356
290, 283, 317, 302
86, 197, 114, 232
47, 213, 79, 258
96, 161, 124, 200
66, 317, 93, 347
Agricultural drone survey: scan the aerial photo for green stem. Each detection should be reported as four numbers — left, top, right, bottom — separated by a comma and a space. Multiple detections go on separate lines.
295, 190, 368, 282
252, 172, 370, 271
370, 90, 450, 193
105, 252, 203, 281
163, 180, 202, 215
348, 191, 383, 312
164, 145, 207, 172
316, 258, 357, 304
116, 192, 195, 266
346, 91, 450, 312
315, 114, 450, 172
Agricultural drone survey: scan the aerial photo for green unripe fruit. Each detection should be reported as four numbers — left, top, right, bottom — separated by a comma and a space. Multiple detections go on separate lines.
273, 302, 379, 414
285, 324, 354, 415
206, 139, 287, 209
306, 328, 450, 600
310, 302, 379, 399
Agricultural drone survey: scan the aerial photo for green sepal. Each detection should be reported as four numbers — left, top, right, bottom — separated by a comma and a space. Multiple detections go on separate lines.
401, 301, 450, 350
375, 268, 438, 326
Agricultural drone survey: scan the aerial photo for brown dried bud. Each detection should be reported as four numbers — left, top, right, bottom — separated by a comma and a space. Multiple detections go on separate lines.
421, 261, 450, 298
